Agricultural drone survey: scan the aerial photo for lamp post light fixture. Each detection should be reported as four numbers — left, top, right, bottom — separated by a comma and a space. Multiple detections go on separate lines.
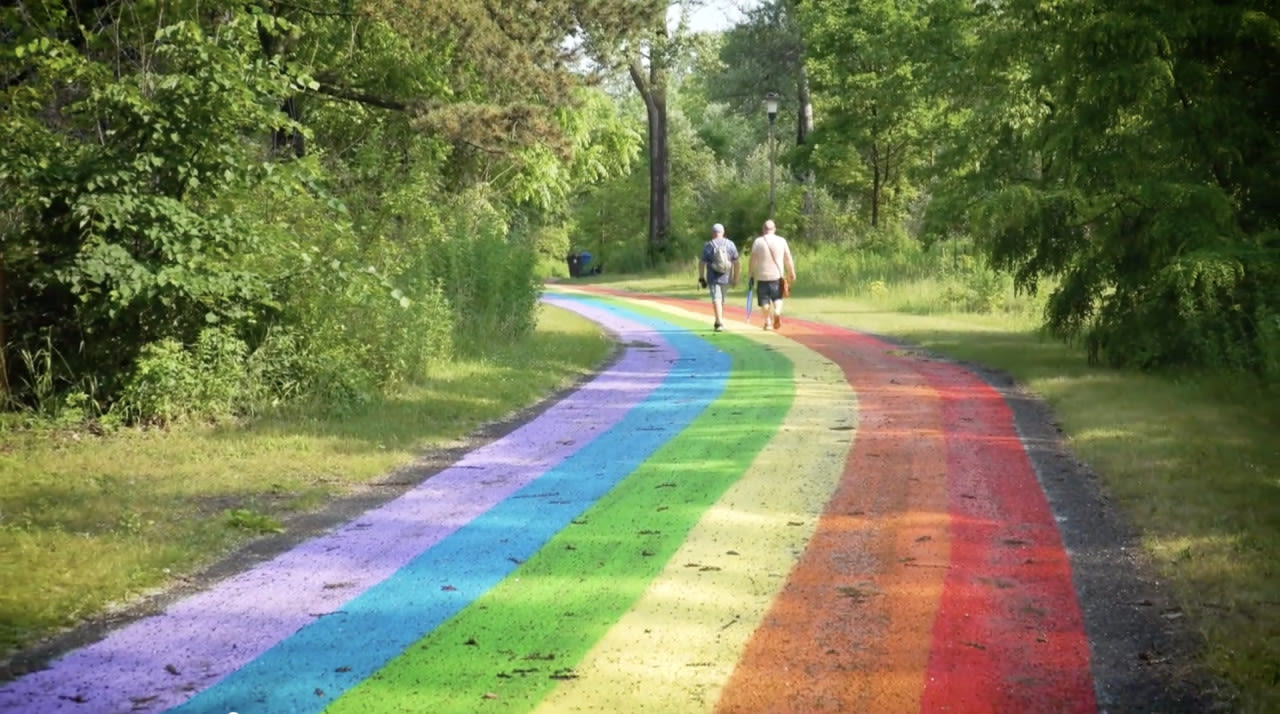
764, 92, 779, 219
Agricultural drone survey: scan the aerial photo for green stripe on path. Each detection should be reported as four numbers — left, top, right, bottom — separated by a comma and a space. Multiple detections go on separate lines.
325, 300, 793, 713
536, 296, 858, 712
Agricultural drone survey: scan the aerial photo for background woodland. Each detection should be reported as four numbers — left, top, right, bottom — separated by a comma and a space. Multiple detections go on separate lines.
3, 0, 1277, 421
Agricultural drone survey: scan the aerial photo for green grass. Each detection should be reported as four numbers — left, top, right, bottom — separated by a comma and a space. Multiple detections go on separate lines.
596, 270, 1278, 713
0, 303, 613, 657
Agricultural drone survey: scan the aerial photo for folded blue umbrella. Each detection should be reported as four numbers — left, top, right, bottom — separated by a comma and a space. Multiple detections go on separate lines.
745, 278, 754, 322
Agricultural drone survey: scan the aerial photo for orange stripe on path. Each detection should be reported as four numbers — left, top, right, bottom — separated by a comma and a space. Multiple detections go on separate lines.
581, 287, 1096, 713
715, 323, 951, 713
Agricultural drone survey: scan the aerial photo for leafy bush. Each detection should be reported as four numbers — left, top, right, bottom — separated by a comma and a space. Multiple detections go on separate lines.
1085, 252, 1261, 372
1, 12, 307, 412
533, 224, 573, 278
241, 327, 306, 412
431, 191, 542, 348
794, 189, 865, 245
1256, 310, 1280, 385
116, 327, 251, 424
117, 339, 201, 425
192, 327, 249, 417
940, 254, 1010, 314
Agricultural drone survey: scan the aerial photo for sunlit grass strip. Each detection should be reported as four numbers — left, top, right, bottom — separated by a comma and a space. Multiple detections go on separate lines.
325, 301, 793, 713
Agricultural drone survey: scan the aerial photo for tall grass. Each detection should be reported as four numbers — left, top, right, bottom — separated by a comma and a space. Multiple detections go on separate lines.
635, 229, 1049, 325
799, 234, 1049, 323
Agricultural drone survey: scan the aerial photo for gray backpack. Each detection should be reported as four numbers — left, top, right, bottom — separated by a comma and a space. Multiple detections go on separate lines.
709, 239, 733, 275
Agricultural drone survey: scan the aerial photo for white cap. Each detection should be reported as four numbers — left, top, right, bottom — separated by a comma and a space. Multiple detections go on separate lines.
712, 223, 724, 233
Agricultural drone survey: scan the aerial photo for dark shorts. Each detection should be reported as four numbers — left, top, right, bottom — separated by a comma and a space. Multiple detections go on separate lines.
756, 279, 782, 306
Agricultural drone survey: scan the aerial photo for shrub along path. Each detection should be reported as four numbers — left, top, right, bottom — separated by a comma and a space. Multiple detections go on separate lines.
0, 288, 1213, 713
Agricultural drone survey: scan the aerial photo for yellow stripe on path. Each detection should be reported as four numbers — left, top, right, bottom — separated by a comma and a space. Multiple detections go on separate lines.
533, 297, 857, 713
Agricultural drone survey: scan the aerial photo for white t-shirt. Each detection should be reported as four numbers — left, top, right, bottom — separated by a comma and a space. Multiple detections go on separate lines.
749, 233, 794, 282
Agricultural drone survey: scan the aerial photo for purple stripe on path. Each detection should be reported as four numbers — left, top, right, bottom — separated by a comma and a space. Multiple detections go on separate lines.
0, 299, 673, 714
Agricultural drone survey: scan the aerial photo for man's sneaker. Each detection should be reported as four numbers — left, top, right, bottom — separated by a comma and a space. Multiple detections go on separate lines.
714, 322, 724, 332
773, 314, 782, 329
763, 320, 773, 331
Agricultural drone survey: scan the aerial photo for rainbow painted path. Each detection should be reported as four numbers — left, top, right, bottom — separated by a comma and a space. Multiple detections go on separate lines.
1, 288, 1112, 713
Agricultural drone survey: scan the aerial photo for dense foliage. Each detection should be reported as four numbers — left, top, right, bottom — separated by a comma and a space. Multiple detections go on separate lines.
1, 0, 647, 419
955, 0, 1280, 376
4, 0, 1276, 420
794, 0, 1280, 375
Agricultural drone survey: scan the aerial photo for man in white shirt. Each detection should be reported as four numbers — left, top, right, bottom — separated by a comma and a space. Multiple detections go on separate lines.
747, 220, 796, 330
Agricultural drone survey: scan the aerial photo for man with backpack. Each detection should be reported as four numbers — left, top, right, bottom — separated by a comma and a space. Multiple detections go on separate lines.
698, 223, 740, 332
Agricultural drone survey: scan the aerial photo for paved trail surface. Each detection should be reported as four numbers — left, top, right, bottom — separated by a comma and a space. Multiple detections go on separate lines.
0, 288, 1202, 713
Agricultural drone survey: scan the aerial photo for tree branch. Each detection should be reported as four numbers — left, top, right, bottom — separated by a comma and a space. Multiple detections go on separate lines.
312, 82, 409, 112
272, 1, 357, 19
628, 59, 651, 104
458, 138, 505, 156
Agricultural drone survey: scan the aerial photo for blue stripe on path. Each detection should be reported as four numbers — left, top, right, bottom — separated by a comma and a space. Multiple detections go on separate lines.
0, 298, 674, 714
167, 299, 729, 714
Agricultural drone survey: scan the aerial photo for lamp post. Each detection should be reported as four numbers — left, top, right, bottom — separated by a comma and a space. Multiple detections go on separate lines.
764, 92, 779, 219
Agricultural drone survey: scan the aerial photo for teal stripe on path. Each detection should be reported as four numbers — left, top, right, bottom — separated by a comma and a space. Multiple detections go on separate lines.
168, 298, 731, 714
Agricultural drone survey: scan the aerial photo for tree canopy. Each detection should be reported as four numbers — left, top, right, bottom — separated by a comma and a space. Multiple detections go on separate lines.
792, 0, 1280, 373
3, 0, 1277, 416
0, 0, 653, 415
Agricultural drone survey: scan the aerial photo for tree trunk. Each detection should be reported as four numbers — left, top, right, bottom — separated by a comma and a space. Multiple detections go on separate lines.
796, 64, 813, 146
650, 92, 671, 258
629, 37, 671, 262
797, 64, 816, 219
871, 142, 882, 229
275, 96, 306, 158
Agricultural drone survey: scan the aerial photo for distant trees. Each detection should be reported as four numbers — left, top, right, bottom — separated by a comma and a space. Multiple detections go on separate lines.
801, 0, 942, 229
7, 0, 1273, 404
796, 0, 1280, 374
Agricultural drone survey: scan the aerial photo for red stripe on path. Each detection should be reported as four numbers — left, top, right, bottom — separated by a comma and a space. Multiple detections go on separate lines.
917, 358, 1097, 713
575, 287, 1098, 712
